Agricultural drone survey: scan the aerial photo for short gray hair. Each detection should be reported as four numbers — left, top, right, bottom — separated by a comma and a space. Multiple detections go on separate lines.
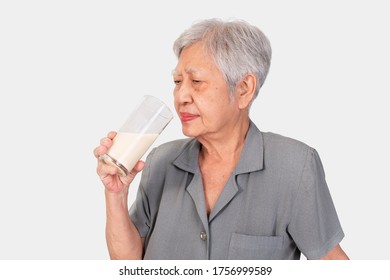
173, 18, 272, 99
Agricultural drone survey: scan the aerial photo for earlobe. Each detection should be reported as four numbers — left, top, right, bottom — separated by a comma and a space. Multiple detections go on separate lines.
237, 74, 256, 109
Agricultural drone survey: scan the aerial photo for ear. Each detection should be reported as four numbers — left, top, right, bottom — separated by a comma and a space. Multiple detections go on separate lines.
235, 73, 257, 109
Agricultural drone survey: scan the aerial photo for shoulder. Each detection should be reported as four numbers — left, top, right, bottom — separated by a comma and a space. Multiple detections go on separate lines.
262, 131, 313, 154
260, 131, 316, 171
249, 121, 314, 156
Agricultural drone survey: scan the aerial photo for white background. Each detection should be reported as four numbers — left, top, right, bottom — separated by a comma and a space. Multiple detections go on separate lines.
0, 0, 389, 260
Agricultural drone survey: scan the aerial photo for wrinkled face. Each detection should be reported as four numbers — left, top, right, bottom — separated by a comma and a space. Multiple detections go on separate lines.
173, 42, 240, 139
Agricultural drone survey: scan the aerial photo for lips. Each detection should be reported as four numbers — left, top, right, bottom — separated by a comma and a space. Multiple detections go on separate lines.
179, 112, 199, 122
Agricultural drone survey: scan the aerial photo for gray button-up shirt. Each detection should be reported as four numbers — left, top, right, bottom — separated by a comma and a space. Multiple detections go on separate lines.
129, 121, 344, 259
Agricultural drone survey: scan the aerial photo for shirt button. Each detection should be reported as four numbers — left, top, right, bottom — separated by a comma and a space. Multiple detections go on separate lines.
200, 231, 207, 241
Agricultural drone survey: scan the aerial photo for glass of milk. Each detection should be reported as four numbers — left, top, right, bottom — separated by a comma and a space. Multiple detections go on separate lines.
100, 95, 173, 176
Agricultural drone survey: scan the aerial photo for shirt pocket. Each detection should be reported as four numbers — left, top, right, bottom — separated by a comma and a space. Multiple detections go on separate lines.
228, 233, 283, 260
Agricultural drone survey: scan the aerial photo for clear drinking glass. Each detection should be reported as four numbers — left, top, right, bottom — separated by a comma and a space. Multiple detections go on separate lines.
100, 95, 173, 176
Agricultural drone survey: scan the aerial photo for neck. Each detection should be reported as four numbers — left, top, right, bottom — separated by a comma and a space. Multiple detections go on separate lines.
198, 117, 250, 162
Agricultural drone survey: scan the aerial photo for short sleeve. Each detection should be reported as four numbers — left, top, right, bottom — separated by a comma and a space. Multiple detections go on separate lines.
128, 150, 155, 238
288, 149, 345, 259
129, 185, 150, 238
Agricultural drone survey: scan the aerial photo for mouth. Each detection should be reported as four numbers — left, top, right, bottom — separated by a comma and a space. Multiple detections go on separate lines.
179, 112, 199, 122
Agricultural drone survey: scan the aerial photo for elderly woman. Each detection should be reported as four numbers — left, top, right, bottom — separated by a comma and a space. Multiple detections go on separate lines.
94, 18, 349, 260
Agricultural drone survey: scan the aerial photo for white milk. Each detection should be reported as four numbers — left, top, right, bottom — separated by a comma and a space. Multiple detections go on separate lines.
106, 132, 159, 174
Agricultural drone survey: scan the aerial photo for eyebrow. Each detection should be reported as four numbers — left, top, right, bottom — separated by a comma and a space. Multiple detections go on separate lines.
172, 67, 200, 76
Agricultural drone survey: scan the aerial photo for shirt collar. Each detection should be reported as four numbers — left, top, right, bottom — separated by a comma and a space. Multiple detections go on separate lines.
173, 120, 264, 174
235, 120, 264, 174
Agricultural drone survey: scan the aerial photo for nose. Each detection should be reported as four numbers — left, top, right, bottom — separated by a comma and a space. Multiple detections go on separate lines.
174, 80, 193, 105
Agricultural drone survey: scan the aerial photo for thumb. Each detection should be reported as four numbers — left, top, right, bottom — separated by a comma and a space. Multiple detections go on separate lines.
127, 160, 145, 179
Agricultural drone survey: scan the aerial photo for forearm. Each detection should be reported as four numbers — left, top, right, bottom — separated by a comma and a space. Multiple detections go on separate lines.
320, 244, 349, 260
105, 190, 143, 260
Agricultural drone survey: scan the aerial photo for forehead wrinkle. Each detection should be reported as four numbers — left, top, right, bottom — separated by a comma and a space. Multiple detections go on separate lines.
172, 67, 203, 77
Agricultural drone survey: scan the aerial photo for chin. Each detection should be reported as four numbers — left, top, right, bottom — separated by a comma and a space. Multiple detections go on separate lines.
181, 127, 199, 138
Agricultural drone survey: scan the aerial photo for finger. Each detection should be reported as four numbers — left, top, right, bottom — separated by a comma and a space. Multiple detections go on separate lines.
107, 131, 117, 139
133, 160, 145, 173
93, 145, 108, 158
97, 160, 119, 177
98, 131, 117, 149
100, 136, 112, 147
127, 160, 145, 178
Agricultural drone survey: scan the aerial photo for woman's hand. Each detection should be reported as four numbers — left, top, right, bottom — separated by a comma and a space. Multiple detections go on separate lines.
94, 131, 145, 194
